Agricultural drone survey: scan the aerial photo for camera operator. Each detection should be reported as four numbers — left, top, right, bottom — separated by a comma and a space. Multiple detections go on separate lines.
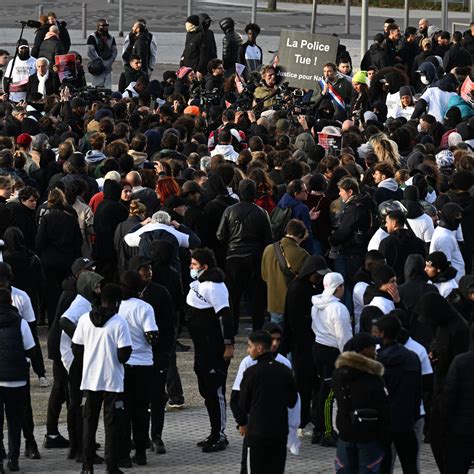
204, 59, 224, 102
253, 65, 278, 110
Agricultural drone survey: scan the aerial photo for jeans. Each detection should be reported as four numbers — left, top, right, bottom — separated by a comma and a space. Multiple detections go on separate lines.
334, 254, 363, 314
270, 312, 284, 325
336, 439, 384, 473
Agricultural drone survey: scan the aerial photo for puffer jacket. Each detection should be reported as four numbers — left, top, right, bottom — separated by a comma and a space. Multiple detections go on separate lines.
220, 20, 242, 71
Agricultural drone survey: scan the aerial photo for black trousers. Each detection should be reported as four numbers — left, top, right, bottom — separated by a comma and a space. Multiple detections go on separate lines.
21, 378, 35, 447
82, 390, 123, 470
445, 434, 474, 474
194, 350, 229, 438
381, 431, 418, 474
150, 364, 167, 441
249, 438, 287, 474
46, 360, 69, 435
312, 342, 340, 438
43, 265, 69, 328
166, 343, 184, 404
67, 360, 83, 456
225, 255, 265, 334
120, 365, 152, 457
430, 401, 444, 473
0, 386, 26, 461
293, 346, 319, 429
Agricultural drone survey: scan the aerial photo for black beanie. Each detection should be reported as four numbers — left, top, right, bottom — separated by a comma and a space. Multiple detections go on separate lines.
186, 15, 200, 26
403, 185, 419, 202
371, 264, 396, 287
343, 333, 377, 353
426, 251, 449, 271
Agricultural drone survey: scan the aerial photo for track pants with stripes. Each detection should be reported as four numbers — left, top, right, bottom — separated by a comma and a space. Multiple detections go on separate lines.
312, 342, 340, 439
194, 350, 230, 439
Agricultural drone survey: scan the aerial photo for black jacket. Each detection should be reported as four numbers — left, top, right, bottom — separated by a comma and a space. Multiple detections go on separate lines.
32, 21, 70, 57
360, 44, 390, 71
217, 201, 273, 258
93, 180, 128, 263
333, 351, 389, 442
443, 44, 471, 71
118, 64, 147, 93
237, 41, 263, 78
417, 293, 469, 397
238, 351, 298, 444
329, 192, 374, 256
38, 36, 65, 68
35, 205, 83, 269
379, 229, 426, 284
26, 72, 61, 98
398, 39, 420, 73
440, 334, 474, 435
180, 28, 207, 75
450, 275, 474, 326
123, 31, 153, 71
221, 29, 242, 72
0, 304, 30, 382
377, 342, 422, 432
5, 200, 37, 248
463, 30, 474, 61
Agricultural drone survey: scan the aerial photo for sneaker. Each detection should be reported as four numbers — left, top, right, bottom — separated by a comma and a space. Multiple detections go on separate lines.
39, 376, 50, 388
202, 436, 227, 453
105, 469, 124, 474
152, 437, 166, 455
319, 434, 338, 447
175, 341, 191, 352
6, 459, 19, 472
131, 453, 147, 465
196, 435, 212, 447
43, 434, 69, 449
24, 444, 41, 459
117, 457, 132, 469
167, 398, 185, 409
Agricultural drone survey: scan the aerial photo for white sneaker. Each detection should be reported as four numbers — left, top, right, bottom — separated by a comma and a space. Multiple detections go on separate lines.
39, 376, 50, 388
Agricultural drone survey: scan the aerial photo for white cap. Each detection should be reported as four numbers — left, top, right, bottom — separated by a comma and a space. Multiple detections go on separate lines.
104, 171, 121, 182
322, 272, 345, 297
448, 132, 463, 148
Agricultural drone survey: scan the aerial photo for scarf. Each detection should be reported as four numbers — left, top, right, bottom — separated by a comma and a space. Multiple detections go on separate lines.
37, 70, 49, 96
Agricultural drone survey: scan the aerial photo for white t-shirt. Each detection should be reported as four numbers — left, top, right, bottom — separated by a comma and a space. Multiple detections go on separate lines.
430, 226, 465, 283
365, 296, 395, 315
353, 281, 369, 333
420, 87, 457, 123
124, 222, 189, 248
0, 319, 35, 388
60, 294, 92, 372
186, 280, 229, 313
404, 336, 432, 416
431, 278, 458, 299
11, 286, 36, 323
407, 214, 434, 243
118, 298, 158, 366
4, 56, 37, 102
73, 313, 132, 393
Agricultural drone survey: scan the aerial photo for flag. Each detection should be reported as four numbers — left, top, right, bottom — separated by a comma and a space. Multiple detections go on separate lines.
318, 79, 346, 111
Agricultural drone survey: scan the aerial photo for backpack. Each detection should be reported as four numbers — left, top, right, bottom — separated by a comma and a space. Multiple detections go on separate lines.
270, 206, 293, 242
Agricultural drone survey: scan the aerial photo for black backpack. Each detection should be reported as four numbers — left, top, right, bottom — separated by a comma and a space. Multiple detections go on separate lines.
270, 206, 293, 242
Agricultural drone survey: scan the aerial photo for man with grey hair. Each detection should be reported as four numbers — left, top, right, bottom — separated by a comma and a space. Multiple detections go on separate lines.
126, 171, 159, 214
30, 134, 49, 169
26, 57, 60, 99
124, 211, 200, 273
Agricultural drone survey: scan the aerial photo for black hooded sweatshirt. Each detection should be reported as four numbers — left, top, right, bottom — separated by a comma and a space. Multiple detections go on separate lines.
451, 275, 474, 327
94, 180, 128, 262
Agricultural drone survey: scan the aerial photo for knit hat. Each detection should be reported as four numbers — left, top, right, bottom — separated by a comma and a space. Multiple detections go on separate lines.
104, 170, 121, 182
352, 71, 368, 85
276, 118, 290, 132
364, 111, 378, 122
399, 85, 413, 98
176, 66, 193, 79
16, 133, 32, 147
183, 105, 200, 116
371, 264, 396, 287
71, 257, 95, 275
426, 251, 449, 272
186, 15, 200, 26
111, 91, 123, 100
435, 149, 454, 170
322, 272, 345, 296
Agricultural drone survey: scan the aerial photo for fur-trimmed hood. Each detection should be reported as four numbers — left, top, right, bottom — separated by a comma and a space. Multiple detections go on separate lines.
335, 351, 384, 377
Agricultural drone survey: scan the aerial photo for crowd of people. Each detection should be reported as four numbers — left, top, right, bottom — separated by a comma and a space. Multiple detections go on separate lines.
0, 8, 473, 474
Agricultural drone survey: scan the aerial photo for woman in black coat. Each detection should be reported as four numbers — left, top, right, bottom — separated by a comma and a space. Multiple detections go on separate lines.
3, 226, 45, 320
36, 188, 82, 326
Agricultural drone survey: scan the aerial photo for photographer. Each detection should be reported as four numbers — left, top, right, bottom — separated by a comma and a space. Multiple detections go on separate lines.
205, 59, 224, 100
253, 65, 278, 110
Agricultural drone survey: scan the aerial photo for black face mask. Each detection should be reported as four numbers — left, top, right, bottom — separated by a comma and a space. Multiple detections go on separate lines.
18, 50, 30, 61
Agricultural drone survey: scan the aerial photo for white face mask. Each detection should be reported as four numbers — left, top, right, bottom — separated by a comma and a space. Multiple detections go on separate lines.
417, 124, 423, 133
420, 75, 430, 85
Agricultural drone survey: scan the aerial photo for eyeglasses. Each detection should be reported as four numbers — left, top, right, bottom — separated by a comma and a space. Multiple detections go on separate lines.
99, 23, 109, 27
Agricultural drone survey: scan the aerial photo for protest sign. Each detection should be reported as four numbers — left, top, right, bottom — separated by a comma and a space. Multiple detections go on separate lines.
276, 30, 338, 89
55, 53, 77, 83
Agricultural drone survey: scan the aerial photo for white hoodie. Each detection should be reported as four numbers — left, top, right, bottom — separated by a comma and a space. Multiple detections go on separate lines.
210, 144, 239, 162
311, 294, 352, 353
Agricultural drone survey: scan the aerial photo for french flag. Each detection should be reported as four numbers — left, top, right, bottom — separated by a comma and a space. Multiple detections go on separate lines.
318, 79, 346, 111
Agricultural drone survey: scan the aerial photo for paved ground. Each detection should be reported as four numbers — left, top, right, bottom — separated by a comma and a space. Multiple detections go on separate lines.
15, 324, 445, 473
